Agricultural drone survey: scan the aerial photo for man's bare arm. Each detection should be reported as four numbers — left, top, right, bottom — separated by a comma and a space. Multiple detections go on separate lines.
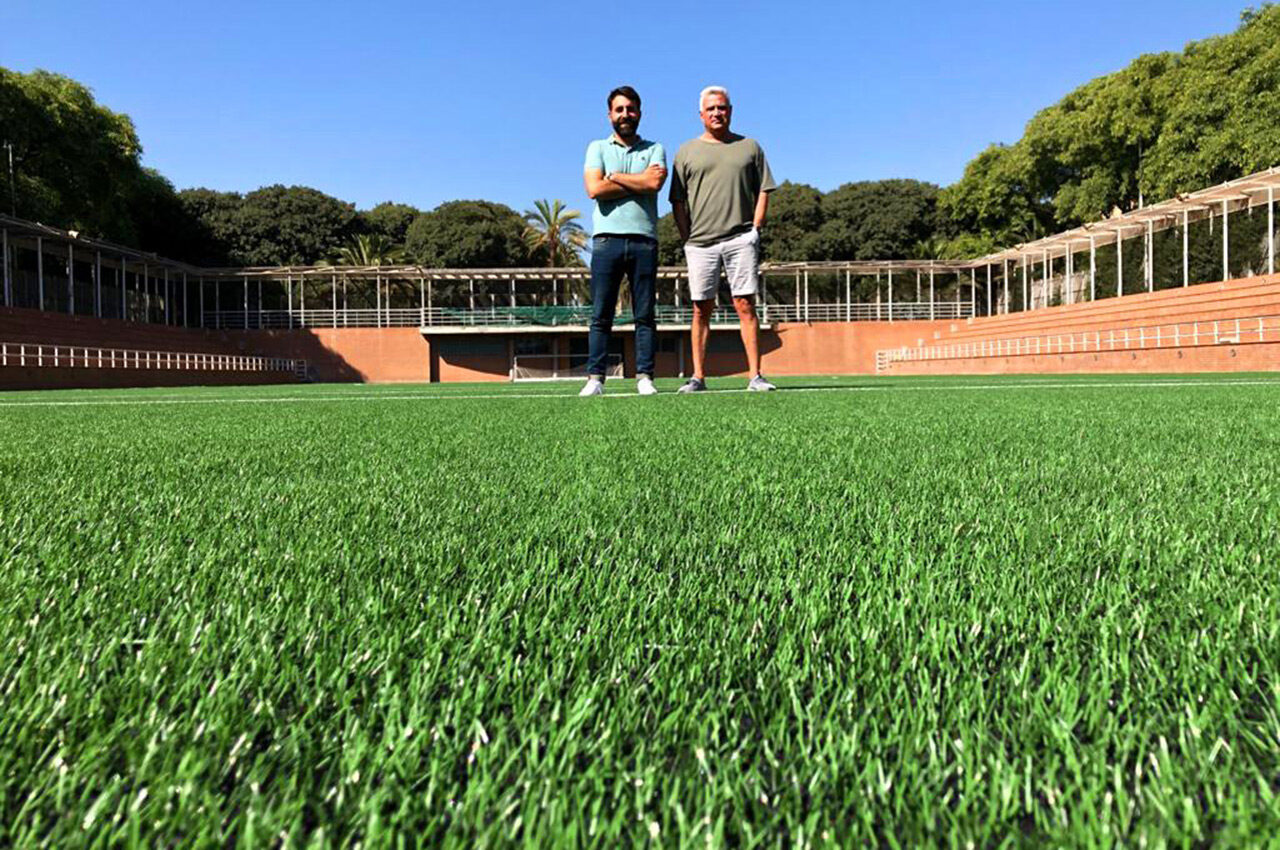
584, 169, 630, 200
753, 190, 770, 229
608, 164, 667, 195
672, 200, 691, 243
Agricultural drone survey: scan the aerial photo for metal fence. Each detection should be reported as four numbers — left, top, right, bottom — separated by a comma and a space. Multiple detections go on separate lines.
200, 301, 975, 330
0, 342, 306, 377
877, 314, 1280, 371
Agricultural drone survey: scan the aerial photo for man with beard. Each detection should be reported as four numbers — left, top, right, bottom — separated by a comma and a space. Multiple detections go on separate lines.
670, 86, 777, 392
579, 85, 667, 396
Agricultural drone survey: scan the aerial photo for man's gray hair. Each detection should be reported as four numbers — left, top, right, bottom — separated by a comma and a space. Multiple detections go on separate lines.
699, 86, 731, 110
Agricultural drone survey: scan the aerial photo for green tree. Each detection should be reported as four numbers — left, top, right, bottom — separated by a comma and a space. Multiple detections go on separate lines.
656, 213, 684, 265
360, 202, 419, 243
404, 200, 530, 268
0, 68, 145, 243
228, 185, 358, 266
943, 6, 1280, 249
177, 188, 244, 266
759, 182, 825, 261
820, 179, 940, 260
326, 233, 406, 266
522, 199, 587, 267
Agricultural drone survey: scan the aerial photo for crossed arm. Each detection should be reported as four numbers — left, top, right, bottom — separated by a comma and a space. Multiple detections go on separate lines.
583, 163, 667, 200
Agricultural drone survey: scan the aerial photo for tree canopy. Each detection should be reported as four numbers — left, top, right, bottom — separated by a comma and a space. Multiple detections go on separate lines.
404, 200, 530, 267
0, 69, 146, 243
360, 202, 419, 244
941, 5, 1280, 249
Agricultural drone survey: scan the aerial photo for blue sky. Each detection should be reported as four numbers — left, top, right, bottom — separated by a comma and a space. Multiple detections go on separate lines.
1, 1, 1250, 222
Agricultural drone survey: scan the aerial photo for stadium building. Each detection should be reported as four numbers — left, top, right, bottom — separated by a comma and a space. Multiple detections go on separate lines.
2, 167, 1279, 390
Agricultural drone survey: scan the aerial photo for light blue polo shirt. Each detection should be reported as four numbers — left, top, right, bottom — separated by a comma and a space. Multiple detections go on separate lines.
583, 136, 666, 238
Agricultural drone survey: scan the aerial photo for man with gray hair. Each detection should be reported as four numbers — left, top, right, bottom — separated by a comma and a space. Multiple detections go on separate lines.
669, 86, 777, 392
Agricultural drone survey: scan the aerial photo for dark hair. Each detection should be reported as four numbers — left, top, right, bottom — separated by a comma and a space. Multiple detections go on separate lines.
607, 86, 641, 109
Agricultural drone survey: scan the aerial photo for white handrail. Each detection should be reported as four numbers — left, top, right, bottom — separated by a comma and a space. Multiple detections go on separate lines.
0, 341, 305, 375
876, 312, 1280, 371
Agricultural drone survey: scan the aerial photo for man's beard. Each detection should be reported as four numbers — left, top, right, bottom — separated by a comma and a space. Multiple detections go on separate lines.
612, 118, 639, 139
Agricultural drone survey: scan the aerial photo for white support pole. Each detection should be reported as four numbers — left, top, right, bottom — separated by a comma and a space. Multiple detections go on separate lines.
198, 276, 205, 327
286, 275, 293, 329
143, 263, 149, 322
1269, 186, 1276, 276
510, 275, 516, 309
243, 276, 249, 330
1043, 249, 1050, 309
929, 264, 935, 320
332, 274, 338, 328
67, 243, 74, 315
915, 270, 921, 303
343, 276, 348, 326
257, 279, 263, 328
1064, 246, 1071, 305
376, 275, 382, 328
887, 268, 894, 322
1089, 236, 1096, 301
794, 271, 800, 313
803, 270, 810, 322
1117, 231, 1124, 297
36, 236, 44, 311
299, 276, 306, 327
1151, 220, 1159, 291
420, 276, 426, 325
1003, 259, 1010, 314
986, 263, 992, 316
95, 251, 102, 318
469, 278, 475, 312
427, 279, 432, 313
1222, 199, 1230, 282
956, 268, 962, 314
1183, 210, 1190, 287
1021, 255, 1028, 311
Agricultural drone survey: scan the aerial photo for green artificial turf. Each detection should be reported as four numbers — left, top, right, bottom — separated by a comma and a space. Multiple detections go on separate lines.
2, 375, 1279, 847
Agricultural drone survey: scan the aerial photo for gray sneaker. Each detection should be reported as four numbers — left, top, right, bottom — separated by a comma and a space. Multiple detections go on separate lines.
747, 374, 777, 392
676, 377, 707, 394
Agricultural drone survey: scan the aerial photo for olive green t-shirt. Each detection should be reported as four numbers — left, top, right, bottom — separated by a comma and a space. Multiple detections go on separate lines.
668, 135, 777, 246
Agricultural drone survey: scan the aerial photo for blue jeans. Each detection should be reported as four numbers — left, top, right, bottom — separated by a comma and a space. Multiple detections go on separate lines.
588, 234, 657, 378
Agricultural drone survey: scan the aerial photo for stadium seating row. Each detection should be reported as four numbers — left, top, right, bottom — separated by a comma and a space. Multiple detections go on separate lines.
880, 273, 1280, 376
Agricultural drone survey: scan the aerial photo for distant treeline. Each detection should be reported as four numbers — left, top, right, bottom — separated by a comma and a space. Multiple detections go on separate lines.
3, 5, 1280, 268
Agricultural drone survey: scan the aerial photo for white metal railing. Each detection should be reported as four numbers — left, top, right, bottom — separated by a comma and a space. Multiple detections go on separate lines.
877, 314, 1280, 372
0, 342, 306, 377
200, 301, 975, 330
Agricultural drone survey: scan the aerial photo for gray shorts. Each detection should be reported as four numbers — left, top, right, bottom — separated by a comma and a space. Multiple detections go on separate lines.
683, 227, 760, 301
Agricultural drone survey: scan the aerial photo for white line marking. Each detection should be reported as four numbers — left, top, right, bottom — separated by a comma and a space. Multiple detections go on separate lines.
2, 378, 1280, 408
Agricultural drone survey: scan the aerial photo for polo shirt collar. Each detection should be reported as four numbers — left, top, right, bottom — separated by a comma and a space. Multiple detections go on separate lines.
608, 134, 645, 149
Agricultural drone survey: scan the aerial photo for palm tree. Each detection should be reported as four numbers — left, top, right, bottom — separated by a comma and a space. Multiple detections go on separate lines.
522, 199, 587, 268
327, 233, 406, 267
321, 234, 409, 312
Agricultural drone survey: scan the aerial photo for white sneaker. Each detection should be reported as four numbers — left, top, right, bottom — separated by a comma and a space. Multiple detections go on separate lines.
747, 374, 777, 392
579, 378, 604, 397
637, 376, 658, 396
